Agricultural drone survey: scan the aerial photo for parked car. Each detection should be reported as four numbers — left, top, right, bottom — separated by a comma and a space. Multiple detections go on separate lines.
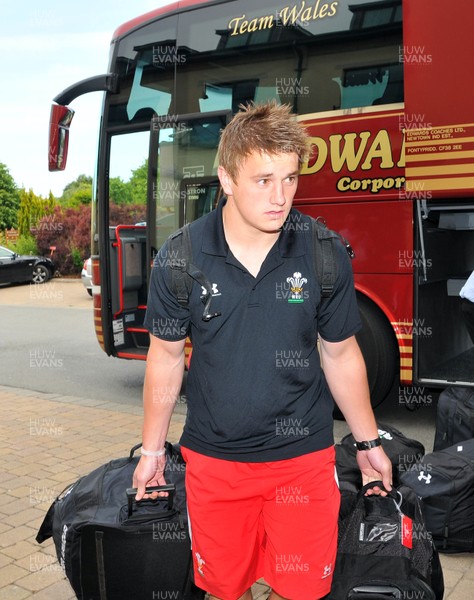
0, 245, 56, 285
81, 258, 92, 296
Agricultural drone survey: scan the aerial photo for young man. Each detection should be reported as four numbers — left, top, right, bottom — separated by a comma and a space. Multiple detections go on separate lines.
133, 102, 392, 600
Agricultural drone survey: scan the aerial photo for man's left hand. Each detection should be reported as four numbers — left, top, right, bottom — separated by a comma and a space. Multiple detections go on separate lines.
356, 446, 393, 495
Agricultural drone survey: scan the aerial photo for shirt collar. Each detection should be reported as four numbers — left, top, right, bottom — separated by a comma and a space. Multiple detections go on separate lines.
202, 198, 228, 257
278, 209, 307, 258
202, 200, 306, 259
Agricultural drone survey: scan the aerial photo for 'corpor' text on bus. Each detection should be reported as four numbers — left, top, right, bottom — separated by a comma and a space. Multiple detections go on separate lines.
227, 1, 339, 36
301, 129, 406, 194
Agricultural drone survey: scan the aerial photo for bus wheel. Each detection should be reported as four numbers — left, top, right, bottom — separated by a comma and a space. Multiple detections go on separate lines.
355, 293, 398, 410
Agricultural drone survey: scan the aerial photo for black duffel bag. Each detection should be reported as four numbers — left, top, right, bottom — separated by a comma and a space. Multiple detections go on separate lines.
328, 481, 444, 600
400, 438, 474, 553
36, 442, 204, 600
433, 386, 474, 451
336, 423, 425, 488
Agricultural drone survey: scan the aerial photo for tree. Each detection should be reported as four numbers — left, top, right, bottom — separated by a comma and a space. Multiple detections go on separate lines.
0, 163, 20, 230
109, 203, 147, 226
35, 204, 91, 275
17, 188, 55, 236
109, 176, 132, 205
129, 160, 148, 205
60, 174, 93, 207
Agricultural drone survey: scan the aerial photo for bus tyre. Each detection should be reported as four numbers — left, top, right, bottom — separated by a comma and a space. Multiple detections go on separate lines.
355, 294, 398, 410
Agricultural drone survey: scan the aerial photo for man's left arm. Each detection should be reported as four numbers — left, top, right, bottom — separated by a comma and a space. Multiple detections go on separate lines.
319, 335, 393, 494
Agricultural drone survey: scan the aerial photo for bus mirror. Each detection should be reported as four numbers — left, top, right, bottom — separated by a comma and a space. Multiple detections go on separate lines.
49, 104, 75, 171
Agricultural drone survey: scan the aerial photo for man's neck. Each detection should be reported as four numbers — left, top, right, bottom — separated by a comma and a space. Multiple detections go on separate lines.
222, 202, 281, 277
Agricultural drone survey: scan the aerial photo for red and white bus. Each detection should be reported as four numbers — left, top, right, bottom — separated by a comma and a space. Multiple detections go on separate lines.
49, 0, 474, 407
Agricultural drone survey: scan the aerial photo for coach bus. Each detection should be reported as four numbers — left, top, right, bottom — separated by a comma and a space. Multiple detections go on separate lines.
49, 0, 474, 408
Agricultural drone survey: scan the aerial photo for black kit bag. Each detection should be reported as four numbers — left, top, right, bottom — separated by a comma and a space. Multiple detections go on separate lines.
328, 481, 444, 600
36, 442, 204, 600
400, 438, 474, 553
433, 386, 474, 451
336, 423, 425, 488
336, 423, 424, 521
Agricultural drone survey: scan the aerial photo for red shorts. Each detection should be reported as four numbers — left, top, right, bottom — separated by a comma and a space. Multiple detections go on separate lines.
181, 446, 340, 600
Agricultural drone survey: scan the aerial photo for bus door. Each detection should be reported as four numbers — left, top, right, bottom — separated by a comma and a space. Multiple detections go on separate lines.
414, 199, 474, 386
104, 130, 149, 359
108, 110, 228, 357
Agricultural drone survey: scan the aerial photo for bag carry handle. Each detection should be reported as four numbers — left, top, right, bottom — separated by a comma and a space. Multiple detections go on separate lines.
349, 584, 402, 599
126, 484, 176, 517
129, 443, 143, 458
358, 481, 406, 520
358, 480, 398, 501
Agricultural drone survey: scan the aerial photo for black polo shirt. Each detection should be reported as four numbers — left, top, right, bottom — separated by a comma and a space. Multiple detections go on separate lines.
144, 200, 361, 462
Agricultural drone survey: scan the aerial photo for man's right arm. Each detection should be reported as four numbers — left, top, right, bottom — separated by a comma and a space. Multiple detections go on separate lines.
133, 333, 186, 500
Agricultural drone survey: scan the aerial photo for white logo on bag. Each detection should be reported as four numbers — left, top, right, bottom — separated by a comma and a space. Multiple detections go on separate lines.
60, 524, 68, 571
418, 471, 432, 484
378, 429, 393, 440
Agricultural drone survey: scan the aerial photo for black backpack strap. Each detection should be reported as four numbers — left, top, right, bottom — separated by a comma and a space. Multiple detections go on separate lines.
311, 217, 355, 299
168, 225, 221, 321
35, 501, 56, 543
168, 225, 193, 307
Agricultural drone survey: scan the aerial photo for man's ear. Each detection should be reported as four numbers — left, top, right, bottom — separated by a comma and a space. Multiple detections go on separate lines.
218, 166, 233, 197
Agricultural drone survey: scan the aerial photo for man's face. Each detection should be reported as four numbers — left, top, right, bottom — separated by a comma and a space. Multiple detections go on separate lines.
218, 151, 300, 233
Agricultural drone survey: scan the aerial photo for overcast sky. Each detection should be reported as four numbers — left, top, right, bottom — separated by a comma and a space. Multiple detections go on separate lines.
0, 0, 171, 198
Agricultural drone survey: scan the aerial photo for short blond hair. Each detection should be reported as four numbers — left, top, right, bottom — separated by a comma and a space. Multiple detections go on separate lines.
218, 101, 310, 181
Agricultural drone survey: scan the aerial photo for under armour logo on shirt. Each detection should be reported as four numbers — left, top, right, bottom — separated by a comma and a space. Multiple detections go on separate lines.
201, 283, 221, 297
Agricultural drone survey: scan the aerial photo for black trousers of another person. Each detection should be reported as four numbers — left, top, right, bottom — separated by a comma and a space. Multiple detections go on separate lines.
461, 298, 474, 344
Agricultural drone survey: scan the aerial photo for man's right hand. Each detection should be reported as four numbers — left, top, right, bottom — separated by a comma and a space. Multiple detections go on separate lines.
133, 455, 167, 500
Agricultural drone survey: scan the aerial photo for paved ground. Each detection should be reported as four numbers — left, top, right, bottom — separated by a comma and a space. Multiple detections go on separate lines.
1, 385, 473, 598
0, 280, 473, 598
0, 385, 185, 599
0, 278, 92, 309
